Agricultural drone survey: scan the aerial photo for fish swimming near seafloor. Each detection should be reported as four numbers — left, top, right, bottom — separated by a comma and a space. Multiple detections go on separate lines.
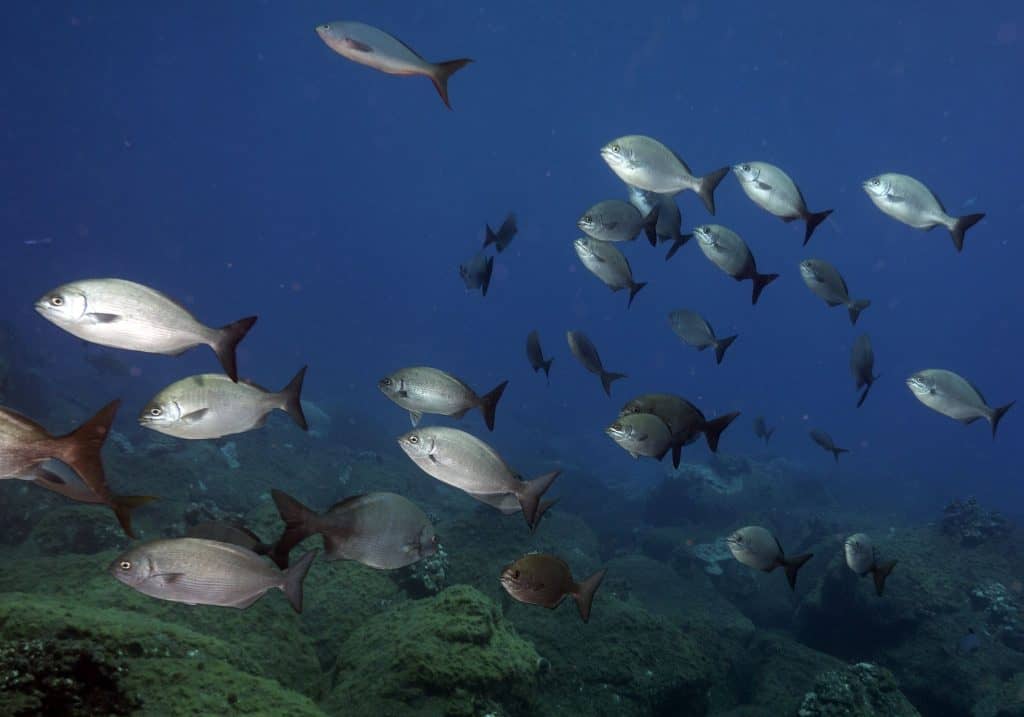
844, 533, 897, 597
906, 369, 1014, 438
619, 393, 740, 469
732, 162, 833, 245
726, 525, 813, 591
606, 412, 673, 460
314, 21, 472, 109
500, 553, 607, 623
378, 366, 508, 431
809, 429, 849, 462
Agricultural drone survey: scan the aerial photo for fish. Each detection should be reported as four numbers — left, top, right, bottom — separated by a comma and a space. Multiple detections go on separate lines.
906, 369, 1014, 437
483, 214, 518, 253
459, 252, 494, 296
314, 21, 472, 109
809, 429, 849, 462
577, 200, 659, 245
138, 367, 308, 440
573, 237, 648, 308
732, 162, 833, 245
565, 331, 626, 397
799, 259, 871, 325
600, 135, 729, 214
667, 309, 737, 365
0, 400, 152, 537
499, 553, 606, 623
844, 533, 897, 597
627, 186, 690, 258
753, 416, 775, 443
378, 366, 508, 431
862, 172, 985, 252
525, 330, 554, 382
619, 393, 740, 468
269, 489, 436, 570
692, 225, 779, 305
110, 538, 317, 613
185, 521, 273, 557
850, 334, 880, 408
35, 278, 257, 382
397, 426, 559, 528
726, 526, 813, 591
606, 413, 673, 460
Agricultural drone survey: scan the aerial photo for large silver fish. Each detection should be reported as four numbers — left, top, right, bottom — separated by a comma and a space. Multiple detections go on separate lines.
459, 252, 494, 296
573, 238, 647, 308
906, 369, 1014, 437
627, 186, 690, 258
378, 366, 507, 430
693, 225, 778, 305
732, 162, 833, 245
799, 259, 871, 325
600, 135, 728, 214
577, 200, 658, 245
565, 331, 626, 397
619, 393, 739, 468
35, 278, 257, 382
0, 400, 152, 537
667, 309, 737, 365
606, 412, 673, 460
483, 214, 518, 253
525, 330, 553, 382
315, 21, 472, 109
850, 334, 879, 408
809, 429, 848, 462
110, 538, 317, 612
139, 367, 307, 440
270, 489, 436, 570
726, 526, 812, 591
397, 426, 559, 528
844, 533, 897, 597
500, 553, 606, 623
862, 172, 984, 252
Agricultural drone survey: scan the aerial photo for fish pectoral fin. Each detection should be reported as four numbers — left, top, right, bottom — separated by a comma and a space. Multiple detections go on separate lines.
149, 572, 186, 586
428, 453, 439, 464
755, 180, 772, 190
409, 410, 422, 427
960, 416, 982, 425
825, 300, 842, 307
451, 407, 471, 420
85, 312, 121, 323
343, 37, 374, 53
180, 409, 210, 424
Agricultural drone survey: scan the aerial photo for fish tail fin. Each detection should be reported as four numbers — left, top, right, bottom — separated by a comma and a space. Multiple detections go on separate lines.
600, 371, 627, 397
270, 489, 318, 569
481, 256, 494, 297
110, 494, 159, 539
627, 281, 648, 308
213, 316, 258, 382
664, 233, 692, 261
783, 553, 813, 591
541, 358, 553, 383
832, 446, 850, 463
671, 443, 682, 469
857, 374, 879, 408
765, 427, 775, 442
430, 58, 473, 109
55, 399, 121, 503
529, 497, 560, 534
848, 299, 871, 326
641, 205, 660, 246
276, 366, 309, 430
990, 400, 1015, 438
751, 272, 779, 305
872, 559, 897, 597
483, 223, 498, 249
950, 212, 985, 252
803, 209, 833, 245
697, 167, 729, 215
478, 380, 508, 431
572, 568, 607, 623
517, 470, 560, 528
703, 411, 740, 452
281, 549, 318, 614
714, 334, 738, 365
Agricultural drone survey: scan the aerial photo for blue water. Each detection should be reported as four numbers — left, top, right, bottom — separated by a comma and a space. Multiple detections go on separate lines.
2, 4, 1021, 516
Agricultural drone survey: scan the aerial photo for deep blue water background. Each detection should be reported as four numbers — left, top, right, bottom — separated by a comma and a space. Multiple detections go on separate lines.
1, 2, 1021, 517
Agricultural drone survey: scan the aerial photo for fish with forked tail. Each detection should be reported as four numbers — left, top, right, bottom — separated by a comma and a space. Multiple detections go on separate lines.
810, 429, 849, 462
566, 331, 626, 397
500, 553, 606, 623
459, 252, 494, 296
619, 393, 739, 469
668, 309, 737, 365
799, 259, 871, 325
906, 369, 1014, 437
845, 533, 897, 597
573, 237, 648, 308
732, 162, 833, 245
692, 225, 778, 305
378, 366, 508, 431
483, 214, 518, 252
526, 330, 554, 382
727, 526, 813, 591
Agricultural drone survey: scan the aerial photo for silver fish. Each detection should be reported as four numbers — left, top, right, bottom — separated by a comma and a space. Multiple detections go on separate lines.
606, 413, 673, 460
693, 225, 778, 305
314, 21, 472, 109
459, 252, 494, 296
850, 334, 879, 408
110, 538, 317, 612
732, 162, 833, 245
565, 331, 626, 397
809, 429, 848, 462
619, 393, 740, 468
35, 278, 257, 382
726, 526, 812, 591
525, 330, 553, 382
483, 213, 518, 253
906, 369, 1014, 437
600, 135, 729, 214
573, 237, 647, 308
378, 366, 507, 431
500, 553, 606, 623
270, 489, 436, 570
139, 368, 307, 440
862, 172, 984, 252
577, 200, 658, 245
799, 259, 871, 325
752, 416, 774, 443
627, 186, 690, 258
667, 309, 737, 365
844, 533, 897, 597
397, 426, 559, 528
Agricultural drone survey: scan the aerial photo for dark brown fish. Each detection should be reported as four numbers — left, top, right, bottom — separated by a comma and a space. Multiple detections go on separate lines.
500, 553, 606, 623
809, 429, 849, 462
850, 334, 879, 408
619, 393, 739, 468
186, 521, 273, 556
484, 213, 518, 252
0, 400, 153, 537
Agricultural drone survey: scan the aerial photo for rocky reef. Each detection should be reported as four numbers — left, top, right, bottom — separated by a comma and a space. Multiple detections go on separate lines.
796, 663, 920, 717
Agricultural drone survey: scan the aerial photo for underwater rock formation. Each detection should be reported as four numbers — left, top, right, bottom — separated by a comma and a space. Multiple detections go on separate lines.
941, 496, 1013, 547
29, 505, 132, 556
796, 662, 920, 716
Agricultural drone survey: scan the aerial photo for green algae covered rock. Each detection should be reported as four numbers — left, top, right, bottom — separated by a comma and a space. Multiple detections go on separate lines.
797, 662, 920, 717
28, 504, 132, 556
324, 585, 539, 717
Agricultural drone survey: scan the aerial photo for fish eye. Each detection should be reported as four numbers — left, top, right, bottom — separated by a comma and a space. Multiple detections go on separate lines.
49, 296, 64, 306
871, 178, 880, 185
382, 378, 392, 386
611, 144, 619, 152
409, 435, 419, 445
741, 164, 750, 171
119, 560, 131, 570
149, 407, 162, 417
582, 215, 592, 223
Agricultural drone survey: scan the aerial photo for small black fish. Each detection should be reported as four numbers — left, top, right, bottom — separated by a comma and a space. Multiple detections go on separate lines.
526, 330, 554, 382
459, 252, 494, 296
483, 213, 518, 252
809, 429, 849, 462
